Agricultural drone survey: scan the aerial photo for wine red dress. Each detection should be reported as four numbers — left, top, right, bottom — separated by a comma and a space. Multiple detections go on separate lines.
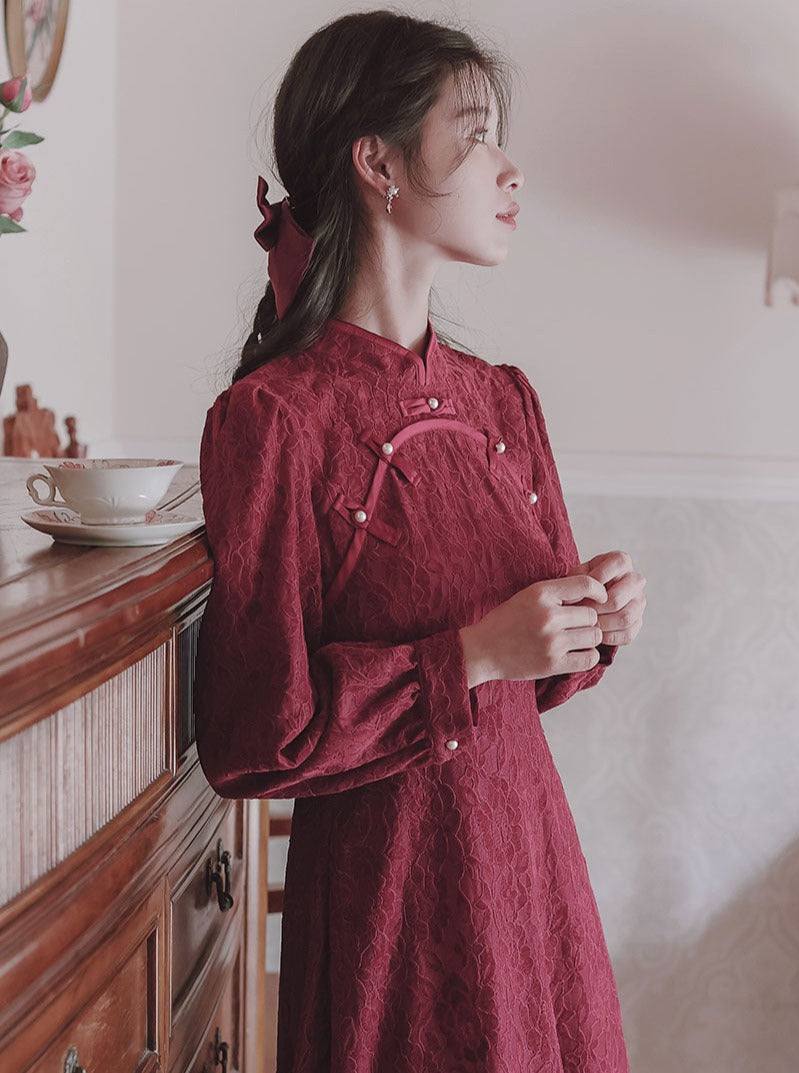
194, 316, 629, 1073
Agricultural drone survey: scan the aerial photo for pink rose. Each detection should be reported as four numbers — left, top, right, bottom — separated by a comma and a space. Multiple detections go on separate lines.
0, 74, 32, 112
0, 149, 36, 217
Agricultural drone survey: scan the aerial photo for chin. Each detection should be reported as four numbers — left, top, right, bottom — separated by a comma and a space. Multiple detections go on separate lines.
478, 249, 511, 268
453, 244, 509, 268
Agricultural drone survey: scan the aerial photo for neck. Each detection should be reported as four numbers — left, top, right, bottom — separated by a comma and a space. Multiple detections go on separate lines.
334, 227, 439, 357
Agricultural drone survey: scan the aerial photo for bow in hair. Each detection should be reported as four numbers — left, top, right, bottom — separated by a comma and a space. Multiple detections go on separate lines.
253, 175, 316, 319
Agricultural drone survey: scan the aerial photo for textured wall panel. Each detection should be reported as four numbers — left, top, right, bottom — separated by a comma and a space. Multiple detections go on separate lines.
549, 494, 799, 1073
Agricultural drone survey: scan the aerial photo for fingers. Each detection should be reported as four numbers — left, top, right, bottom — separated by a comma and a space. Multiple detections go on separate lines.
600, 571, 646, 613
599, 594, 647, 644
564, 623, 604, 651
556, 573, 608, 607
560, 646, 602, 673
582, 571, 646, 614
560, 603, 602, 628
581, 550, 633, 585
569, 553, 647, 647
601, 618, 643, 646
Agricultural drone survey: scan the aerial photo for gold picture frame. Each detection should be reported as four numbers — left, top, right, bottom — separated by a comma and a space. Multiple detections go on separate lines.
4, 0, 69, 102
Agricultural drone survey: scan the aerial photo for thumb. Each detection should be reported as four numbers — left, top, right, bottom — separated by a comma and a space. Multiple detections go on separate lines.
564, 557, 610, 606
565, 559, 595, 578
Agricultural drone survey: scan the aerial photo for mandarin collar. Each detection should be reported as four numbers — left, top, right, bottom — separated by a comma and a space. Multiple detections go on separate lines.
324, 316, 441, 387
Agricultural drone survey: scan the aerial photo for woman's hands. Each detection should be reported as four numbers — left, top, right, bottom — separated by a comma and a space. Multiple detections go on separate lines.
459, 573, 611, 688
459, 550, 646, 688
564, 550, 647, 647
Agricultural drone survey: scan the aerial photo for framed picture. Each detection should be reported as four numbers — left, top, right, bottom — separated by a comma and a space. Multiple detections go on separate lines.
4, 0, 69, 102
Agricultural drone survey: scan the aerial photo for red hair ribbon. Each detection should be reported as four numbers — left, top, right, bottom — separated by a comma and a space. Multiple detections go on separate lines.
253, 175, 316, 320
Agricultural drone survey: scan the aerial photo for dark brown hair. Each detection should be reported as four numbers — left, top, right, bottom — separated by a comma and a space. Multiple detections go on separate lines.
229, 8, 516, 386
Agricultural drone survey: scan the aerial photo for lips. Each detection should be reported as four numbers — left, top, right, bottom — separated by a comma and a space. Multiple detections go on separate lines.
497, 203, 520, 220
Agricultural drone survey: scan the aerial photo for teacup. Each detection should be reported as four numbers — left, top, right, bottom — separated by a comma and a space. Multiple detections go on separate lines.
25, 458, 184, 525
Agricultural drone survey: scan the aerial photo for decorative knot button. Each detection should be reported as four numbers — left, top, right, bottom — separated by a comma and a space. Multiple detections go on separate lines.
529, 491, 538, 504
427, 397, 439, 410
352, 509, 368, 524
494, 440, 506, 453
445, 739, 459, 750
381, 441, 394, 455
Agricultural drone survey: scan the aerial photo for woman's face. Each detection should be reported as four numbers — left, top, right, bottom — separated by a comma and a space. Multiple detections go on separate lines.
397, 73, 524, 268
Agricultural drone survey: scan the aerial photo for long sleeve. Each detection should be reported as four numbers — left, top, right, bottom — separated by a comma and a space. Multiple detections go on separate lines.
499, 363, 618, 714
193, 378, 478, 799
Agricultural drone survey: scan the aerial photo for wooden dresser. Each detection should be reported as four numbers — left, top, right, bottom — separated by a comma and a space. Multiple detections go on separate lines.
0, 458, 270, 1073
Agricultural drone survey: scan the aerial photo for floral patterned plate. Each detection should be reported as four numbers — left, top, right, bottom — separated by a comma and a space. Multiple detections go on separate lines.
21, 507, 204, 547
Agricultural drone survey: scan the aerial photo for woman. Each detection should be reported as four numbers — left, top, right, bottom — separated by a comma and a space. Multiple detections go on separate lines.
195, 10, 647, 1072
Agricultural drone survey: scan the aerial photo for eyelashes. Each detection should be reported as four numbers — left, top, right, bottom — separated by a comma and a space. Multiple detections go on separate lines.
474, 128, 490, 144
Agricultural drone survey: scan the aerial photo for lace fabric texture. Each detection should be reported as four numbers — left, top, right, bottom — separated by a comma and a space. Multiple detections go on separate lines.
194, 317, 628, 1072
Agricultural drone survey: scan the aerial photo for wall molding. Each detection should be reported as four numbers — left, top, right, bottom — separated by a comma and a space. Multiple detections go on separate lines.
87, 440, 799, 503
558, 451, 799, 502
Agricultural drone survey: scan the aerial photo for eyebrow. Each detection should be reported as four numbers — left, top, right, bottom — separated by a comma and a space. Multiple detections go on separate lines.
452, 105, 491, 120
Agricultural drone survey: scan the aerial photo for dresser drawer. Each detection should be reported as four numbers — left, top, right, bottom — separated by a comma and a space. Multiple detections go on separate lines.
169, 909, 243, 1073
169, 799, 243, 1022
184, 951, 242, 1073
9, 887, 165, 1073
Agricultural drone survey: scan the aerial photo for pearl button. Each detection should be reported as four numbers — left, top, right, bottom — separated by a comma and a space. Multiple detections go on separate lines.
353, 509, 367, 523
495, 440, 506, 453
427, 397, 439, 410
381, 441, 394, 455
445, 739, 459, 750
529, 491, 538, 504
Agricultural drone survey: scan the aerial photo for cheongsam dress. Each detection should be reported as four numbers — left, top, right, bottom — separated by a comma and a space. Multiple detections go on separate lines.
194, 316, 629, 1073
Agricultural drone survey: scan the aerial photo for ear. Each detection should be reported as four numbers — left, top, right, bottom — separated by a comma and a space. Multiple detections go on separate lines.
351, 133, 394, 198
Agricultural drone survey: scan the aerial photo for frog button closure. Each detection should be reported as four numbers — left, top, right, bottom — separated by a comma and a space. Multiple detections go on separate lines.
326, 490, 403, 605
485, 428, 509, 474
331, 492, 401, 545
398, 394, 457, 417
359, 431, 419, 484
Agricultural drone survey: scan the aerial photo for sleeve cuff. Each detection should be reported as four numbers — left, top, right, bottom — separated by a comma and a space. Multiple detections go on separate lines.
413, 626, 479, 762
598, 642, 619, 666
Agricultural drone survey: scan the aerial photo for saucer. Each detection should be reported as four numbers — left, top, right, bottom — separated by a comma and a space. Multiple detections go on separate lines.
21, 506, 205, 547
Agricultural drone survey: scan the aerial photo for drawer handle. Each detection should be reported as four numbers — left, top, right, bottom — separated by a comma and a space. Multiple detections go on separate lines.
64, 1046, 87, 1073
205, 838, 234, 912
213, 1027, 229, 1072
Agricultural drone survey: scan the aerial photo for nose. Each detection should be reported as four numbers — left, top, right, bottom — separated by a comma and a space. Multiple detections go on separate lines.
500, 152, 524, 192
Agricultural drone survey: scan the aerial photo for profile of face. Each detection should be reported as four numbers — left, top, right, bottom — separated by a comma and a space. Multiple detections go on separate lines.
390, 71, 524, 269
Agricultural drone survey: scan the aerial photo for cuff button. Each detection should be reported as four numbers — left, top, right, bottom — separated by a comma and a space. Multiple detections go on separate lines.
445, 739, 459, 750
